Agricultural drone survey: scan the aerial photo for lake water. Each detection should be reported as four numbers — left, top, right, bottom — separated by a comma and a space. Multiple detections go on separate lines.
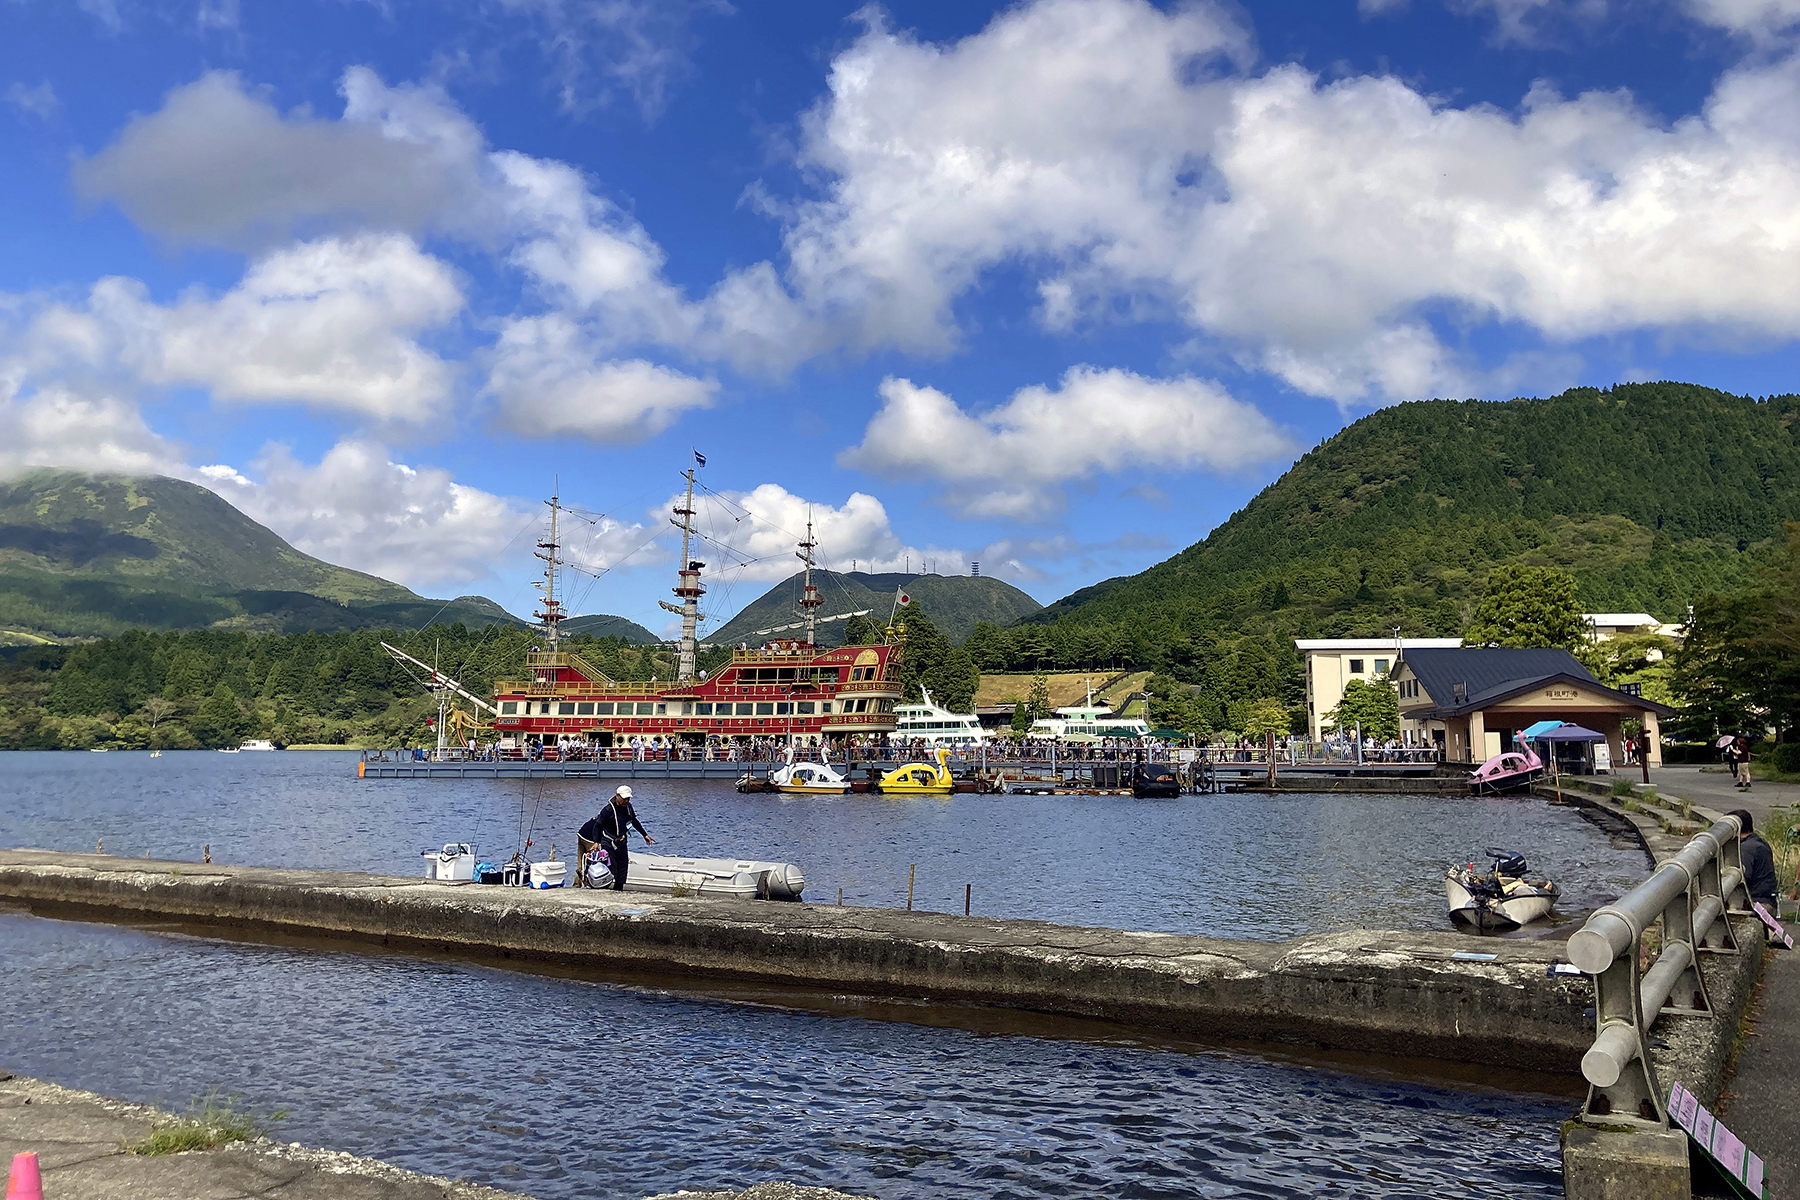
0, 751, 1636, 1198
0, 751, 1650, 938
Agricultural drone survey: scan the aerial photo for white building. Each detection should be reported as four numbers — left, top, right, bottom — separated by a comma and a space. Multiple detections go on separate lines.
1583, 613, 1685, 641
1295, 637, 1463, 741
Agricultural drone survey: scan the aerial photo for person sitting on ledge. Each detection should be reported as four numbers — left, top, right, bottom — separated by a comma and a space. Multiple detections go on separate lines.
1730, 809, 1779, 922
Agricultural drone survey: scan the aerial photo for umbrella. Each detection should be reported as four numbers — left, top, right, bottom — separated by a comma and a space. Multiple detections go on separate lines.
1717, 735, 1736, 749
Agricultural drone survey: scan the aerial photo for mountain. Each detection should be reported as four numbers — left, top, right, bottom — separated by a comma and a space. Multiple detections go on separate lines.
708, 569, 1043, 647
562, 613, 659, 643
0, 471, 531, 639
1031, 382, 1800, 640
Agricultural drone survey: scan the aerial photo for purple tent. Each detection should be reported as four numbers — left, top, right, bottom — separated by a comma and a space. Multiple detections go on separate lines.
1534, 723, 1607, 743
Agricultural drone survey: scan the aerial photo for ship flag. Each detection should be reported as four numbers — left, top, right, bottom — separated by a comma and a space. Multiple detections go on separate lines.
693, 449, 706, 467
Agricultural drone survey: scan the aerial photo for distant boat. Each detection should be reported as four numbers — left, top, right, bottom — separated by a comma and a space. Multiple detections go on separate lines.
238, 739, 277, 752
88, 747, 109, 753
892, 688, 989, 746
217, 747, 240, 754
149, 750, 163, 758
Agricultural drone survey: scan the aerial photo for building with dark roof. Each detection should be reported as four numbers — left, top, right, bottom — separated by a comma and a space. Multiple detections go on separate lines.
1393, 646, 1675, 767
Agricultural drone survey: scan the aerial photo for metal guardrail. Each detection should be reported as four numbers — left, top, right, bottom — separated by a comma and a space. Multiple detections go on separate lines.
1569, 817, 1747, 1126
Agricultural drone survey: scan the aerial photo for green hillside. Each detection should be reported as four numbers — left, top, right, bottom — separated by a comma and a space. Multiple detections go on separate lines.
708, 569, 1042, 648
1033, 382, 1800, 642
0, 471, 522, 638
562, 613, 659, 642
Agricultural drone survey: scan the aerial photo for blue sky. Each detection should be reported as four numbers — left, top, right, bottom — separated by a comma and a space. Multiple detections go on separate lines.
4, 0, 1800, 637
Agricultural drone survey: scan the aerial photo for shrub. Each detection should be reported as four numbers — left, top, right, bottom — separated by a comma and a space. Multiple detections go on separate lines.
1772, 743, 1800, 776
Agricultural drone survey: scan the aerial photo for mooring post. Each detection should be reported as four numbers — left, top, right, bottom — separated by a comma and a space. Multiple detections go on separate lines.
907, 864, 915, 911
965, 883, 971, 916
837, 886, 843, 906
203, 844, 211, 864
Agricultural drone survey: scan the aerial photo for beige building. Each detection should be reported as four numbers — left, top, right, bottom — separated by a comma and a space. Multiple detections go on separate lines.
1295, 637, 1462, 740
1584, 612, 1685, 641
1391, 646, 1674, 767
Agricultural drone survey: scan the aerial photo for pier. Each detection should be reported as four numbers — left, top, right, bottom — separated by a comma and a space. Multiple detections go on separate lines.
0, 848, 1593, 1073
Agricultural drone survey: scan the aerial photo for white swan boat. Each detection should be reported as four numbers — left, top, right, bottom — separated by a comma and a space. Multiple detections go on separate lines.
584, 851, 805, 900
1446, 849, 1559, 931
767, 756, 851, 795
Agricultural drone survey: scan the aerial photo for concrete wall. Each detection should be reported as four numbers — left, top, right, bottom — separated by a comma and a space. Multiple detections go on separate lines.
0, 849, 1596, 1074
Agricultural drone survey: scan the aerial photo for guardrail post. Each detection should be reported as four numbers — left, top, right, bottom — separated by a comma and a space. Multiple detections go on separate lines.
1578, 905, 1666, 1127
1692, 826, 1742, 954
1649, 878, 1711, 1017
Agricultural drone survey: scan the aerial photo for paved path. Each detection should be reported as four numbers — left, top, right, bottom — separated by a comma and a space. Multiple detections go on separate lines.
1719, 948, 1800, 1200
0, 1073, 524, 1200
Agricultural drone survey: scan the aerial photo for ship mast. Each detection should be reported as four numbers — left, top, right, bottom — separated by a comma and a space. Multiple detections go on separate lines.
796, 510, 823, 647
534, 492, 564, 653
659, 467, 705, 682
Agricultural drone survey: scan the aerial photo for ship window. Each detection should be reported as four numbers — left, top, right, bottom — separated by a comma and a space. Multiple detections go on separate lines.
797, 701, 814, 714
592, 702, 613, 715
1349, 659, 1364, 674
776, 702, 792, 715
735, 702, 754, 716
539, 702, 554, 715
577, 703, 594, 716
695, 702, 713, 715
558, 702, 576, 715
853, 699, 869, 713
880, 700, 894, 713
756, 702, 774, 716
757, 668, 778, 683
500, 702, 517, 715
656, 704, 667, 715
849, 667, 868, 681
816, 667, 840, 682
819, 702, 832, 714
636, 702, 655, 716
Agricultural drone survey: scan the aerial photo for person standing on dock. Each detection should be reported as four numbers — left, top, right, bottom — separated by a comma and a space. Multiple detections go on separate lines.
580, 786, 654, 891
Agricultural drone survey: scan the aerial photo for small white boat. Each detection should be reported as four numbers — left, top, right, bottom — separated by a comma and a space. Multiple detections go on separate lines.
585, 851, 805, 900
88, 747, 109, 753
238, 739, 277, 752
1446, 849, 1559, 931
149, 750, 163, 758
768, 756, 850, 795
216, 747, 240, 754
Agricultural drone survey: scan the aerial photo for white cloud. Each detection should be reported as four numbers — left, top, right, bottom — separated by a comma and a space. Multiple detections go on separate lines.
1376, 0, 1800, 39
491, 0, 731, 119
487, 315, 716, 441
73, 70, 497, 250
0, 383, 182, 477
840, 367, 1292, 518
774, 0, 1800, 403
1686, 0, 1800, 35
5, 81, 60, 120
679, 482, 963, 585
198, 440, 533, 595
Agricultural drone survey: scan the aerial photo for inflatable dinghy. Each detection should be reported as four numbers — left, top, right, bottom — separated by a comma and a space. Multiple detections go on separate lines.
587, 851, 806, 900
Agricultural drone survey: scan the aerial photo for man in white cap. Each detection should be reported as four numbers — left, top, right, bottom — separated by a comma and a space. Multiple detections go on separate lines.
579, 786, 654, 890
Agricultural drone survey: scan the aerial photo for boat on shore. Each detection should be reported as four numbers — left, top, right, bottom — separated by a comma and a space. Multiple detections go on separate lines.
1470, 745, 1542, 794
583, 850, 805, 900
1445, 850, 1559, 931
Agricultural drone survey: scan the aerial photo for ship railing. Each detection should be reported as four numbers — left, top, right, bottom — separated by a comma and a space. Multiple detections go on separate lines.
1568, 817, 1747, 1128
494, 679, 665, 698
524, 650, 613, 684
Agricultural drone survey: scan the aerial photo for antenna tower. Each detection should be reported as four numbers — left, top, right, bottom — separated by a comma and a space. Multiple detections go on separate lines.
796, 510, 824, 646
659, 467, 705, 682
534, 492, 564, 652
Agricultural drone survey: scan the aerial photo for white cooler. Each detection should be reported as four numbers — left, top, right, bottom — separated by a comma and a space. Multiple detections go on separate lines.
529, 860, 567, 888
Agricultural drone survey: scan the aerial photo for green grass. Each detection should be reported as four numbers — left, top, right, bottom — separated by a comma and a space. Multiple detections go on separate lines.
126, 1090, 283, 1155
1609, 778, 1636, 797
1765, 805, 1800, 899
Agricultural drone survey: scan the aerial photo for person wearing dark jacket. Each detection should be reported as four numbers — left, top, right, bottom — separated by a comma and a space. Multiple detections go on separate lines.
579, 786, 654, 891
1730, 809, 1779, 918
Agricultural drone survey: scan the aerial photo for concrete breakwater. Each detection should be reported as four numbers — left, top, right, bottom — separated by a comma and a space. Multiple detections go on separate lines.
0, 848, 1593, 1073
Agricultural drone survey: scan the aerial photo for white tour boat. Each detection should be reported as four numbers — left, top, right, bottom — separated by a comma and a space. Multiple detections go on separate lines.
891, 688, 989, 746
1026, 684, 1150, 742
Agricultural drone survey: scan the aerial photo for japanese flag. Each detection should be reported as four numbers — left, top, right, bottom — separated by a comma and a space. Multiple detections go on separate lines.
897, 590, 911, 606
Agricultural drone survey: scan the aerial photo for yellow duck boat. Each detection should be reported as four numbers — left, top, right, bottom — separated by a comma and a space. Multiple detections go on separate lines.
876, 748, 954, 795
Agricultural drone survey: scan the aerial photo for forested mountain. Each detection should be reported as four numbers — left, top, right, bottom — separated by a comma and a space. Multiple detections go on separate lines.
1033, 382, 1800, 640
708, 569, 1041, 647
0, 471, 524, 639
0, 624, 683, 749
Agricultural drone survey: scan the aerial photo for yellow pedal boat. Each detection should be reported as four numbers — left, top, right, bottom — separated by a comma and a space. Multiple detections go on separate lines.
876, 748, 954, 795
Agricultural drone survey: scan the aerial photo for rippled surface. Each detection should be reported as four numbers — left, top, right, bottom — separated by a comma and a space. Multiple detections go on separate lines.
0, 751, 1649, 937
0, 911, 1571, 1200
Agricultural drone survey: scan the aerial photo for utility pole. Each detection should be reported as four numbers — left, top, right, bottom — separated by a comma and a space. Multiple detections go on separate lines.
659, 467, 705, 682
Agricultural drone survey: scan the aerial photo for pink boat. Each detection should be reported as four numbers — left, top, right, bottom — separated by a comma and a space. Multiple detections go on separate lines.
1469, 744, 1543, 795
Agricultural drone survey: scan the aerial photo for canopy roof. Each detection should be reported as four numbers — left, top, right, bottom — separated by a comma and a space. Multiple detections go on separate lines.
1532, 723, 1608, 743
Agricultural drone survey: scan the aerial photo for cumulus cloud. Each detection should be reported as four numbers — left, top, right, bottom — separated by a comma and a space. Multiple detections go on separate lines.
680, 483, 964, 585
73, 69, 498, 250
1687, 0, 1800, 35
487, 315, 716, 441
840, 367, 1292, 518
198, 440, 534, 595
15, 235, 463, 424
773, 0, 1800, 403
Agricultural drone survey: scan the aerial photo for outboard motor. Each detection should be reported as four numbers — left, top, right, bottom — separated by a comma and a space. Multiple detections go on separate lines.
1488, 848, 1529, 878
